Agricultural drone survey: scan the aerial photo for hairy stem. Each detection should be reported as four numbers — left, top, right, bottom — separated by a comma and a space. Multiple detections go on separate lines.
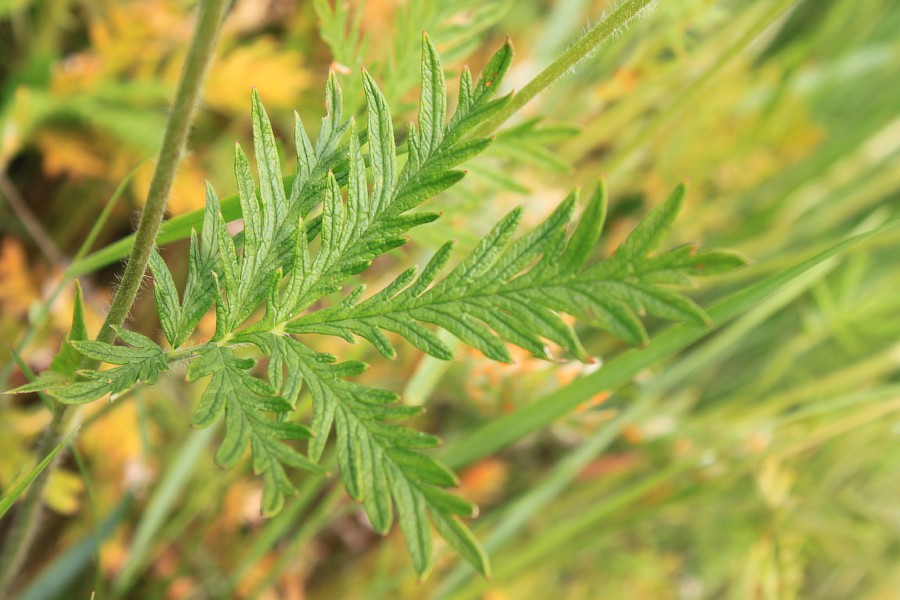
475, 0, 658, 136
0, 0, 229, 591
94, 3, 227, 347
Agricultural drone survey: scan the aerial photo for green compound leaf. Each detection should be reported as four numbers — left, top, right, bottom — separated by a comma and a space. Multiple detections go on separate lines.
148, 184, 220, 348
187, 344, 323, 517
418, 33, 447, 157
7, 35, 740, 581
135, 38, 514, 575
11, 327, 168, 404
289, 180, 738, 362
262, 334, 485, 578
49, 279, 89, 377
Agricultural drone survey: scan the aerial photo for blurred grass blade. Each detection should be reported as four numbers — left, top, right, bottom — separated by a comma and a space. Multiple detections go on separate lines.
73, 158, 147, 263
646, 258, 839, 395
65, 176, 282, 276
0, 427, 79, 520
605, 0, 799, 177
223, 472, 329, 595
7, 345, 54, 412
111, 425, 218, 598
441, 221, 898, 469
245, 486, 349, 598
434, 394, 657, 599
457, 464, 690, 599
17, 495, 132, 600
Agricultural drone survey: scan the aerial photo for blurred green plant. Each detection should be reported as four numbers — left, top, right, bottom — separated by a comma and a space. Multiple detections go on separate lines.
10, 23, 746, 580
2, 0, 899, 598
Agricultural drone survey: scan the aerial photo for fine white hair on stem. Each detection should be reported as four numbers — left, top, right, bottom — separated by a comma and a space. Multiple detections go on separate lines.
564, 0, 660, 78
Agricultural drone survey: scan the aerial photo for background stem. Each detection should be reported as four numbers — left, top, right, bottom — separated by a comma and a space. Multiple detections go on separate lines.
476, 0, 657, 136
0, 0, 229, 592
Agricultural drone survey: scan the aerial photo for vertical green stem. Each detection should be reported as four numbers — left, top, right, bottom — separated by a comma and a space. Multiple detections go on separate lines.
94, 1, 227, 347
0, 0, 229, 592
476, 0, 658, 136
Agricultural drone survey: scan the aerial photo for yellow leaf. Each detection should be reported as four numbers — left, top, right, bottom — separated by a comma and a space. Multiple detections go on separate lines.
89, 1, 191, 79
205, 37, 311, 114
80, 401, 145, 481
133, 154, 208, 215
0, 409, 51, 490
36, 129, 109, 179
0, 238, 41, 317
44, 469, 84, 515
50, 53, 104, 95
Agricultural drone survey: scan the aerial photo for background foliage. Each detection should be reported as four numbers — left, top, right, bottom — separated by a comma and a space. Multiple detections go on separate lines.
1, 0, 899, 598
